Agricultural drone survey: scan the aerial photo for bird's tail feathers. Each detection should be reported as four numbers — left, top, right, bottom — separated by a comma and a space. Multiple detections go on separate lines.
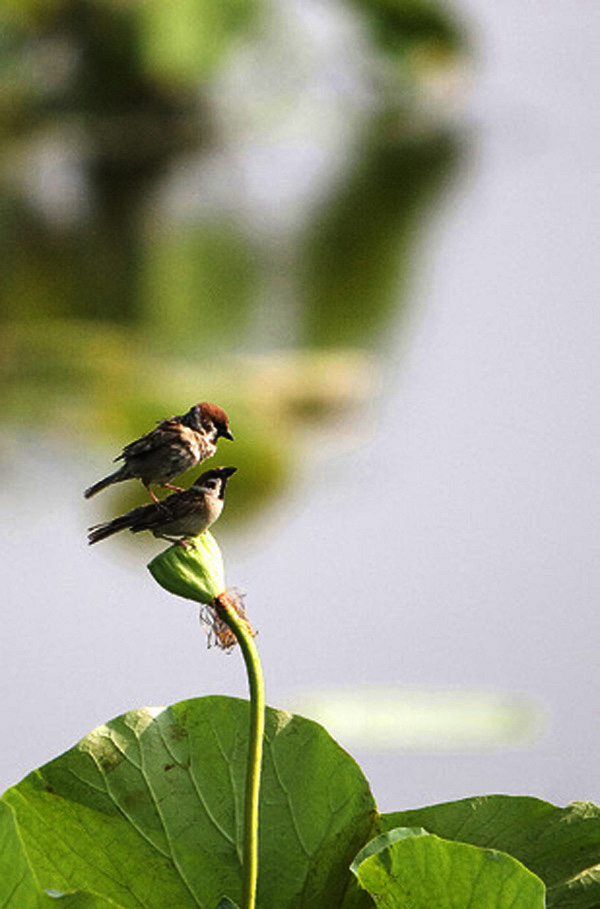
87, 514, 133, 545
84, 468, 127, 499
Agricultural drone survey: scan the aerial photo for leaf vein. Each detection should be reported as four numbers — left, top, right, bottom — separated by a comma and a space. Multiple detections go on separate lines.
134, 724, 202, 908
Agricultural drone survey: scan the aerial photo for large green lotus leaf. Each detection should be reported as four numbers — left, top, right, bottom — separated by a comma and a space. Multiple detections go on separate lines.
352, 826, 545, 908
0, 801, 118, 908
0, 696, 376, 909
381, 795, 600, 907
339, 875, 376, 909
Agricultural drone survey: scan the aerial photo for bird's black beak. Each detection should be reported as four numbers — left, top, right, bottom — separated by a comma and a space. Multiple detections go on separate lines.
220, 428, 234, 441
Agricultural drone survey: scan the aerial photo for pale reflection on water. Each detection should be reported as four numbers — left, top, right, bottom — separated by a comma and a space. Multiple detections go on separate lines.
286, 688, 547, 751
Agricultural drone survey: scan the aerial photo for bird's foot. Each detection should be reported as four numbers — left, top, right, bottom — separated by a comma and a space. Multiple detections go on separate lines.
158, 534, 193, 548
163, 483, 185, 493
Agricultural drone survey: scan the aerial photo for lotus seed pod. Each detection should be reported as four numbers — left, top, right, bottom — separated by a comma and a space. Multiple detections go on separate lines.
147, 531, 225, 605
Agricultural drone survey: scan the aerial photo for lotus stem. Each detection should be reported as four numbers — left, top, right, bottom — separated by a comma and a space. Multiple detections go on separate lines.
214, 592, 265, 909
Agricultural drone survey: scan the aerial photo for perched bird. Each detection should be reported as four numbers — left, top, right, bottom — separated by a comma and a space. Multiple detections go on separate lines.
84, 402, 233, 500
87, 466, 237, 546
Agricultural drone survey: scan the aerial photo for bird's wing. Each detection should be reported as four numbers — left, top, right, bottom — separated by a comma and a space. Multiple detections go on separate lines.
115, 419, 182, 462
125, 500, 166, 532
130, 488, 202, 532
106, 501, 159, 532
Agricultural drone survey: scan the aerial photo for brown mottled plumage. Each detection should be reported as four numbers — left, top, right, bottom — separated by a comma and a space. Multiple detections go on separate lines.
84, 402, 233, 500
87, 467, 237, 545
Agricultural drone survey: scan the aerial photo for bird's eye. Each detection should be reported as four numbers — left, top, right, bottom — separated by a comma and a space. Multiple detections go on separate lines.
205, 479, 218, 489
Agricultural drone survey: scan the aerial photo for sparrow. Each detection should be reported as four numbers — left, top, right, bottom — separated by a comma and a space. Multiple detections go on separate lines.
87, 466, 237, 546
84, 402, 233, 501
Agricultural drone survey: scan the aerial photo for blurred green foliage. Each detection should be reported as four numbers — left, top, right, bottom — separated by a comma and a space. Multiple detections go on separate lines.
140, 222, 259, 352
0, 0, 466, 525
300, 126, 459, 348
350, 0, 464, 58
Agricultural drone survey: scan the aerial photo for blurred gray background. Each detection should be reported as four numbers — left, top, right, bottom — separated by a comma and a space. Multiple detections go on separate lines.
1, 0, 599, 812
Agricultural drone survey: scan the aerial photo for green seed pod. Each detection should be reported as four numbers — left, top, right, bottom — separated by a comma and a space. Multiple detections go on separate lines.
147, 531, 225, 605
